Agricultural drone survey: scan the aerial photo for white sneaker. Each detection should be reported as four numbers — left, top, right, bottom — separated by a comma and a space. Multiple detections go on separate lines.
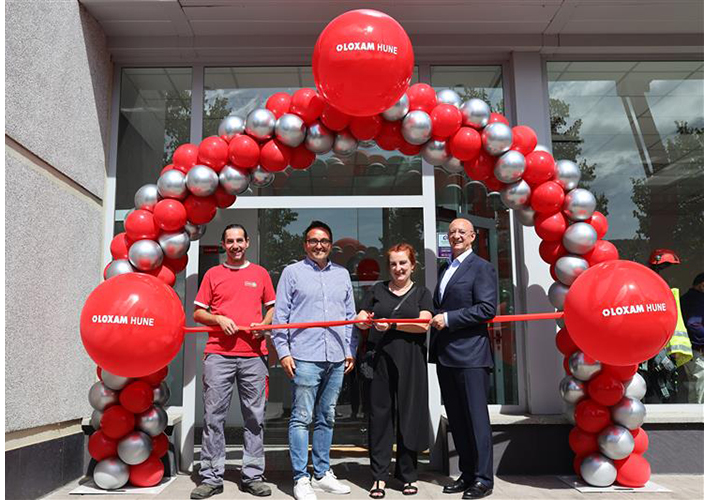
312, 470, 351, 494
294, 476, 317, 500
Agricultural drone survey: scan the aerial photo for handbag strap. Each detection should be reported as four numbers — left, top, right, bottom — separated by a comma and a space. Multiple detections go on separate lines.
390, 284, 417, 317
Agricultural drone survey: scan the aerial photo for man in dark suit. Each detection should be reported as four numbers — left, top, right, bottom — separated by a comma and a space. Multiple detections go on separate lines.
430, 218, 498, 499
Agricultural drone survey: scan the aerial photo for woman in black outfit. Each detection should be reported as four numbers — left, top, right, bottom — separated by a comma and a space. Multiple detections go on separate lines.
355, 243, 434, 498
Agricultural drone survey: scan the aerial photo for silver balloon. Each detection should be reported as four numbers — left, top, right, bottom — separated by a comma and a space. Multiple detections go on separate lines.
128, 239, 163, 271
556, 317, 566, 329
563, 188, 597, 221
101, 369, 132, 391
157, 169, 187, 200
186, 165, 219, 197
117, 431, 153, 465
437, 89, 462, 107
421, 140, 450, 166
563, 402, 576, 425
153, 381, 171, 406
333, 131, 359, 156
624, 373, 647, 400
134, 184, 159, 212
219, 165, 250, 195
218, 115, 246, 141
554, 255, 589, 286
580, 453, 617, 487
88, 382, 118, 411
275, 113, 306, 147
250, 166, 275, 189
514, 206, 536, 227
559, 375, 586, 404
500, 180, 531, 210
158, 231, 190, 259
482, 122, 513, 156
381, 93, 409, 121
245, 108, 275, 141
442, 156, 465, 174
569, 351, 602, 381
93, 457, 129, 490
460, 98, 490, 129
90, 409, 103, 430
137, 405, 168, 437
494, 150, 526, 183
401, 110, 433, 145
555, 159, 582, 192
612, 397, 646, 430
563, 222, 597, 255
548, 281, 569, 310
597, 425, 635, 460
104, 259, 134, 280
304, 122, 334, 154
185, 222, 206, 241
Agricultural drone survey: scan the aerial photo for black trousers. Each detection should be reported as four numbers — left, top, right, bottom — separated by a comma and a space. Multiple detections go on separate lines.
437, 364, 494, 488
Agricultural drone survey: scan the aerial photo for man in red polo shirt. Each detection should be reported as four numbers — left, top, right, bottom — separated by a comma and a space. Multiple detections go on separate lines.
191, 224, 275, 499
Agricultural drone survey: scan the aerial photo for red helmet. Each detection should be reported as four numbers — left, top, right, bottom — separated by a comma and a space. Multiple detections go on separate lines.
648, 249, 680, 266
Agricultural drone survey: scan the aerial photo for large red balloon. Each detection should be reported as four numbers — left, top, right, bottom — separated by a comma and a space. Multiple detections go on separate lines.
198, 136, 229, 172
88, 430, 118, 461
630, 428, 649, 454
430, 104, 462, 139
574, 399, 611, 433
228, 135, 260, 170
565, 260, 677, 366
539, 240, 567, 264
534, 212, 568, 241
449, 127, 481, 161
555, 327, 578, 356
569, 427, 599, 456
110, 232, 131, 260
101, 405, 135, 439
290, 144, 316, 170
119, 380, 155, 414
265, 92, 292, 119
184, 195, 217, 225
260, 140, 291, 172
153, 199, 187, 232
614, 454, 651, 488
129, 456, 165, 487
349, 115, 383, 141
531, 181, 565, 214
320, 102, 351, 131
80, 273, 185, 377
172, 143, 199, 172
140, 366, 169, 387
290, 88, 325, 124
511, 126, 537, 156
406, 83, 437, 113
313, 9, 414, 116
523, 150, 555, 186
587, 372, 625, 406
124, 210, 159, 241
583, 240, 619, 267
602, 363, 638, 382
151, 433, 170, 458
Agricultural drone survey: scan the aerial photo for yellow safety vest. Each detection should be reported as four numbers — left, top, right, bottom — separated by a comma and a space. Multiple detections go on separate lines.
666, 288, 693, 367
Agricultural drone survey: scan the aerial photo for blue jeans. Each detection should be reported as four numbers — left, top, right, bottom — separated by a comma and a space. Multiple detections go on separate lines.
289, 360, 344, 481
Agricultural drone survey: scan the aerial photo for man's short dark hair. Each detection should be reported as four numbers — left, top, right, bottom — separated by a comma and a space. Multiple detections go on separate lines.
304, 221, 333, 242
222, 224, 248, 242
693, 273, 704, 287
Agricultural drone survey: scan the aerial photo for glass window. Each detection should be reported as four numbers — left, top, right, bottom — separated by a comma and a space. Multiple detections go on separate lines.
548, 61, 704, 404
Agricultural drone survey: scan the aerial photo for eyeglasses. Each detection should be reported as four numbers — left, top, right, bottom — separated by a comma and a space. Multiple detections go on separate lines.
306, 238, 332, 246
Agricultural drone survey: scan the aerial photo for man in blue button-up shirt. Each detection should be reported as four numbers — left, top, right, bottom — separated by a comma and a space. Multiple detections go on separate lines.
272, 221, 357, 500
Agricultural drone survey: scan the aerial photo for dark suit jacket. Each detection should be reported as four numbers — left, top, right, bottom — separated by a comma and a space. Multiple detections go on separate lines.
429, 251, 498, 368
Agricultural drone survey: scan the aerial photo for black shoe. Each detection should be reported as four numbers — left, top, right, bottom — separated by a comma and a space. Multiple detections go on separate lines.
190, 483, 224, 499
239, 480, 272, 497
462, 481, 493, 499
443, 477, 473, 494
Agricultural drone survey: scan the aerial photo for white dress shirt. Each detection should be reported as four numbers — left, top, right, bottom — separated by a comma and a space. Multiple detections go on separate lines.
439, 248, 473, 326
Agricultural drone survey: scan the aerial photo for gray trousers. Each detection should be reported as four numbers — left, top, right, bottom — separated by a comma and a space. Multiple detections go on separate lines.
200, 354, 268, 485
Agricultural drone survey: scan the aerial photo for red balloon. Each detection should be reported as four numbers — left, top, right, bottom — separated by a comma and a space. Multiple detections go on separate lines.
101, 405, 135, 439
144, 265, 176, 287
523, 151, 555, 186
539, 240, 567, 265
406, 83, 437, 113
153, 199, 187, 232
129, 456, 164, 487
588, 372, 625, 406
488, 113, 509, 126
430, 104, 462, 139
530, 181, 565, 214
573, 454, 585, 476
228, 135, 260, 170
356, 258, 380, 281
290, 144, 316, 170
320, 102, 351, 131
550, 263, 559, 282
260, 139, 291, 172
398, 142, 422, 156
125, 210, 159, 241
375, 121, 404, 151
630, 428, 649, 454
140, 366, 169, 387
110, 232, 131, 260
464, 152, 495, 181
290, 88, 325, 123
574, 399, 611, 433
349, 115, 383, 141
602, 363, 638, 382
214, 185, 236, 209
450, 127, 481, 161
614, 454, 651, 488
97, 365, 103, 380
555, 327, 578, 356
160, 164, 175, 175
88, 430, 118, 461
184, 195, 217, 225
163, 254, 188, 274
587, 211, 609, 239
119, 380, 155, 414
534, 212, 568, 241
198, 136, 229, 172
313, 9, 414, 116
565, 260, 677, 366
484, 176, 505, 193
583, 240, 619, 267
80, 273, 185, 377
172, 143, 199, 172
266, 92, 292, 119
511, 126, 537, 156
151, 433, 170, 458
569, 427, 599, 456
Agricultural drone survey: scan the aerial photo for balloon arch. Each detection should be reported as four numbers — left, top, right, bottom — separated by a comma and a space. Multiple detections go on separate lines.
81, 9, 676, 491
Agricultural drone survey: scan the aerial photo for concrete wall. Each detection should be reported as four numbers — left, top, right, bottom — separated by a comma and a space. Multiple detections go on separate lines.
5, 1, 112, 433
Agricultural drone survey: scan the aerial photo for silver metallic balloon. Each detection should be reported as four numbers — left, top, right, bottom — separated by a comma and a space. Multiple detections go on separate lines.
624, 373, 647, 400
514, 206, 536, 227
219, 165, 250, 195
494, 150, 526, 183
381, 92, 409, 121
333, 131, 359, 156
101, 369, 132, 391
580, 453, 617, 487
90, 409, 103, 430
555, 159, 582, 192
597, 425, 634, 460
218, 115, 246, 141
563, 188, 597, 221
563, 222, 597, 255
482, 122, 513, 156
436, 89, 463, 107
128, 239, 164, 271
185, 222, 206, 241
563, 402, 576, 425
442, 156, 465, 174
460, 98, 490, 129
556, 317, 566, 329
304, 122, 334, 154
104, 259, 134, 280
548, 281, 569, 311
401, 110, 433, 145
157, 169, 187, 200
117, 431, 153, 465
250, 166, 275, 189
134, 184, 159, 212
93, 457, 129, 490
137, 405, 168, 437
612, 397, 646, 430
186, 165, 219, 197
245, 108, 275, 141
559, 375, 586, 404
88, 382, 118, 411
500, 179, 531, 210
421, 140, 450, 166
275, 113, 306, 147
569, 351, 602, 381
554, 255, 589, 286
158, 231, 190, 259
153, 381, 171, 406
